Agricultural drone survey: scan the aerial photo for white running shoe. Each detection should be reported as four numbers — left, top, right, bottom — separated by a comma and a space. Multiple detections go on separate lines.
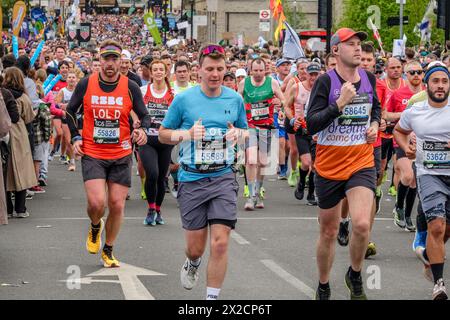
244, 197, 256, 211
180, 258, 200, 290
416, 247, 433, 282
16, 211, 30, 218
432, 279, 448, 300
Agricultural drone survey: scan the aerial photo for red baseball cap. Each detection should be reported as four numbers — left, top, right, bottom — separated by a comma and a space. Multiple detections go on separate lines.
330, 28, 367, 47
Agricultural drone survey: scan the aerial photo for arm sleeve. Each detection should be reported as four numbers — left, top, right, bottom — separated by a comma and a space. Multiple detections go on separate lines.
306, 74, 341, 135
129, 80, 151, 128
46, 91, 64, 117
367, 71, 381, 124
2, 88, 20, 123
67, 78, 89, 139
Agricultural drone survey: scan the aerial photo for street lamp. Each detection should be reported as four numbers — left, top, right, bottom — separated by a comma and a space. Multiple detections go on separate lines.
293, 0, 296, 29
189, 0, 194, 44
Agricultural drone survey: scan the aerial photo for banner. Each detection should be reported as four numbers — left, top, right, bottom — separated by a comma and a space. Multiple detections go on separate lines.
31, 7, 47, 23
12, 36, 19, 59
30, 40, 45, 67
12, 1, 27, 37
143, 10, 162, 45
67, 24, 77, 42
77, 23, 91, 43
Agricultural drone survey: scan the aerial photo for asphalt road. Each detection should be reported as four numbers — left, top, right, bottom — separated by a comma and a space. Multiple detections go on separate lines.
0, 159, 448, 300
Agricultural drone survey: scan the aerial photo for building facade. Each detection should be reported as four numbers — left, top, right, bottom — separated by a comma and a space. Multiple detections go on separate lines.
196, 0, 344, 45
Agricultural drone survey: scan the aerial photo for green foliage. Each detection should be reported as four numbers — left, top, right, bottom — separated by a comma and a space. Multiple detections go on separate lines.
338, 0, 445, 52
2, 0, 19, 11
284, 1, 311, 31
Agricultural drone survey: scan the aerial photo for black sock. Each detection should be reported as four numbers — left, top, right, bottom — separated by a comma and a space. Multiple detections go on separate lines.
431, 263, 444, 284
349, 266, 361, 280
423, 249, 429, 261
308, 171, 315, 195
103, 244, 113, 251
405, 187, 417, 218
319, 281, 330, 290
91, 222, 101, 229
299, 169, 308, 187
416, 201, 428, 232
390, 169, 395, 187
396, 182, 409, 210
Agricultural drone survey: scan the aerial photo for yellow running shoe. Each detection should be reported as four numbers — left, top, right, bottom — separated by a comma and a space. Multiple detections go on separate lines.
388, 185, 397, 197
86, 219, 104, 254
365, 242, 377, 259
101, 247, 120, 268
288, 170, 298, 187
243, 185, 250, 198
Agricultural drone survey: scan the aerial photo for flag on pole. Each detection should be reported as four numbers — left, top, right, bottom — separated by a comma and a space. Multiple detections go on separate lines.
415, 0, 436, 44
282, 21, 305, 60
368, 17, 385, 56
143, 10, 162, 45
272, 0, 286, 42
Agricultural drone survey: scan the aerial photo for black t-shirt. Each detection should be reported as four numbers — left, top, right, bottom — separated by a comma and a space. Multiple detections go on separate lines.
127, 70, 142, 87
306, 69, 381, 135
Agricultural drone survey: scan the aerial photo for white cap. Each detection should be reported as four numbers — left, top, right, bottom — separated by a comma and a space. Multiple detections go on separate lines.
121, 49, 132, 61
236, 69, 247, 78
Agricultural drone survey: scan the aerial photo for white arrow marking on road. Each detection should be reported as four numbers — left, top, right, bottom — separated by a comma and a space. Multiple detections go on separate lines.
61, 263, 166, 300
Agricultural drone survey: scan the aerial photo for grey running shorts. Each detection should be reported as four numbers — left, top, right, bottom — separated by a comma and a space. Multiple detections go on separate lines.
177, 172, 239, 230
417, 174, 450, 224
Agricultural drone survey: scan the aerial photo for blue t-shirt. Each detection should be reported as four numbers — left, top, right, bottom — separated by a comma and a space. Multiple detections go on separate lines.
162, 85, 248, 182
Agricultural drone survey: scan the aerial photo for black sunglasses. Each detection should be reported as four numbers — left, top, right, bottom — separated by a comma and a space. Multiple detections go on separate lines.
407, 70, 423, 76
375, 70, 383, 74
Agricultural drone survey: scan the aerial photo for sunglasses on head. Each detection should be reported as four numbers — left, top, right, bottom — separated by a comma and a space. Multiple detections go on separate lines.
407, 70, 423, 76
201, 45, 225, 56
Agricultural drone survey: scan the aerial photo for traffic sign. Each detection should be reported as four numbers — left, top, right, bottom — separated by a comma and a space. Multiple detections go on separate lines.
260, 10, 270, 21
259, 21, 270, 32
387, 16, 409, 26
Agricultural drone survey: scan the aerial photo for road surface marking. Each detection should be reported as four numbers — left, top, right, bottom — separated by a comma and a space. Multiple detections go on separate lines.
260, 259, 315, 299
231, 231, 250, 245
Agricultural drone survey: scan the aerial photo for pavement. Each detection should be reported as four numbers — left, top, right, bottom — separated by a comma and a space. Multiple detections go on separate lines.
0, 159, 448, 300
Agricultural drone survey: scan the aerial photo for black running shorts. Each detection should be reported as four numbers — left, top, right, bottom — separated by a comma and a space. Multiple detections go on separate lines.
81, 154, 132, 187
315, 167, 377, 209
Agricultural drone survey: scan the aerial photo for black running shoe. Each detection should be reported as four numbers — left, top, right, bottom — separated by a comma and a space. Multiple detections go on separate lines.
306, 193, 317, 206
294, 183, 305, 200
345, 267, 367, 300
315, 286, 331, 300
337, 221, 350, 246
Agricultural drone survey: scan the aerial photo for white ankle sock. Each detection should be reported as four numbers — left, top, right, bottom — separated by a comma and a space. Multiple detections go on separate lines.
206, 287, 220, 300
189, 257, 201, 267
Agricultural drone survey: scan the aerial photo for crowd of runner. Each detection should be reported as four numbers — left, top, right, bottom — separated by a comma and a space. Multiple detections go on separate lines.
0, 12, 450, 301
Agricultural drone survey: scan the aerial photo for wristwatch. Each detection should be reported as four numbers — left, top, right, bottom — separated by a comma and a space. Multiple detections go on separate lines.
71, 136, 82, 144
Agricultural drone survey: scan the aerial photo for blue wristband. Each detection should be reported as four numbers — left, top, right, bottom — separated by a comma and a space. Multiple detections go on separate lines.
71, 136, 82, 144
